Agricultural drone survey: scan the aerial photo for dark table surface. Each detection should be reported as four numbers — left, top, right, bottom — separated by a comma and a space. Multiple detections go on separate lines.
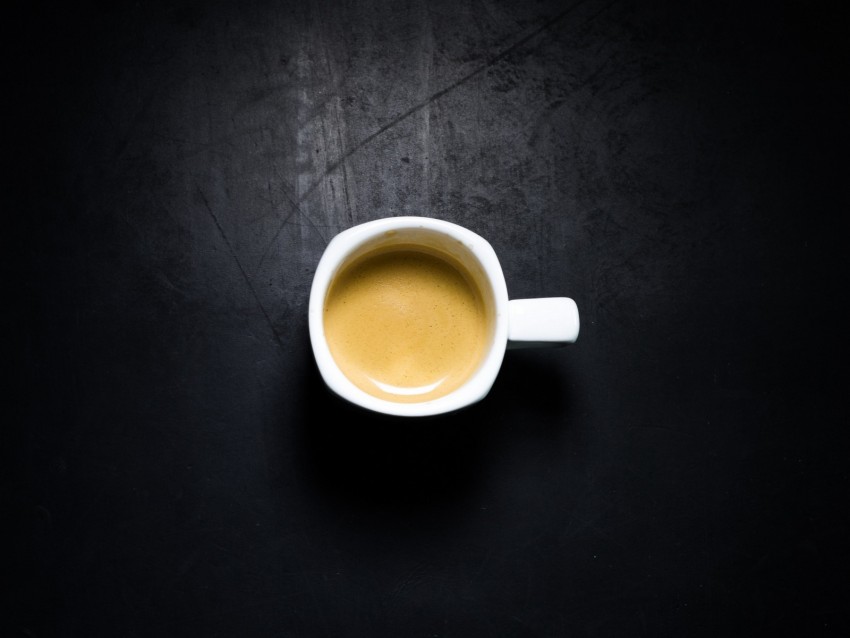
7, 0, 847, 636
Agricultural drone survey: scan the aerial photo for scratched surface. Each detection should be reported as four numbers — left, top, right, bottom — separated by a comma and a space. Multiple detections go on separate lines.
9, 0, 846, 635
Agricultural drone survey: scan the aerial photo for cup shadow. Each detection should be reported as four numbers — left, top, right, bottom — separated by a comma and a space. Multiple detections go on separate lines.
291, 342, 575, 518
486, 349, 574, 430
293, 355, 490, 517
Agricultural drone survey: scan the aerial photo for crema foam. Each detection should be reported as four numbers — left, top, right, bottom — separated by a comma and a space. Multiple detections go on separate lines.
323, 245, 491, 403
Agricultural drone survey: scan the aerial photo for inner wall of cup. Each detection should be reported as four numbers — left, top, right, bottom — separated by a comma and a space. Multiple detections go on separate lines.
330, 226, 498, 365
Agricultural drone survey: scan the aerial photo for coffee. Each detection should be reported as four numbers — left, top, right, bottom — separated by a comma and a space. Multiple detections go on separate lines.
323, 245, 491, 403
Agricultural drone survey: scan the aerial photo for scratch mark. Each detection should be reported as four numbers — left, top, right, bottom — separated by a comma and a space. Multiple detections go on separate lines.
153, 267, 188, 296
576, 48, 618, 91
317, 4, 354, 226
391, 562, 427, 597
254, 181, 327, 274
336, 122, 354, 224
196, 184, 286, 351
255, 205, 301, 273
298, 0, 612, 203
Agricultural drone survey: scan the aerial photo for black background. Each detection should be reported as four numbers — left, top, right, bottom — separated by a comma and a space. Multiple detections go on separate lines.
7, 0, 847, 636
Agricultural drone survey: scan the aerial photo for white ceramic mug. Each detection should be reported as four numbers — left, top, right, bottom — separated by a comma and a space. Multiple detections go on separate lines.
308, 216, 579, 417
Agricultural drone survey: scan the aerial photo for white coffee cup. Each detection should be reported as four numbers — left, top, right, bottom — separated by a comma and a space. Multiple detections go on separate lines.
308, 216, 579, 417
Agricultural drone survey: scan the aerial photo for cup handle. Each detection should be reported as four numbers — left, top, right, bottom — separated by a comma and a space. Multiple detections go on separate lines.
507, 298, 580, 349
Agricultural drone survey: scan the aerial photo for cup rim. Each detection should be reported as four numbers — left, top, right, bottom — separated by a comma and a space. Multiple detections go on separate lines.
308, 216, 509, 417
